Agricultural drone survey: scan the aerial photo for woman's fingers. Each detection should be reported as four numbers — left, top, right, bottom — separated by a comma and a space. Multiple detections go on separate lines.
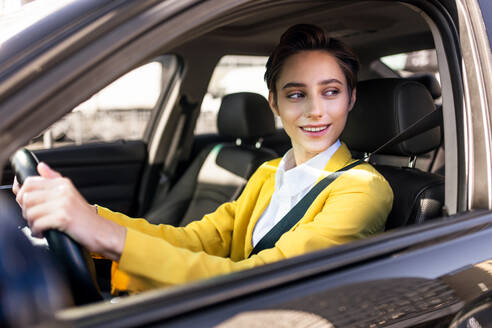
29, 213, 66, 238
23, 176, 71, 192
21, 179, 83, 231
22, 187, 61, 208
29, 209, 77, 239
13, 162, 60, 197
14, 163, 126, 260
17, 167, 78, 231
12, 176, 19, 194
37, 162, 62, 178
17, 176, 71, 207
23, 198, 68, 228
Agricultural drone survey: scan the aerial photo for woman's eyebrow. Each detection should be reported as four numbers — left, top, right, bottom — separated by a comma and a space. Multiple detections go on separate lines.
319, 78, 343, 85
282, 82, 305, 89
282, 79, 343, 90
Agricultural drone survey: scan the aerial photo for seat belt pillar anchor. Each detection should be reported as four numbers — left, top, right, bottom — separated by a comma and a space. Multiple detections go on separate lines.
408, 156, 417, 168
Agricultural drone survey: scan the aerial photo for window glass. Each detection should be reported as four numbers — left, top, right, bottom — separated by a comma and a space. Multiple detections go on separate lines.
195, 55, 280, 135
27, 59, 170, 149
380, 49, 439, 78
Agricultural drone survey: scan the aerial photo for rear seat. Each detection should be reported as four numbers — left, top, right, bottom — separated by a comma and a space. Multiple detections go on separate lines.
145, 92, 278, 226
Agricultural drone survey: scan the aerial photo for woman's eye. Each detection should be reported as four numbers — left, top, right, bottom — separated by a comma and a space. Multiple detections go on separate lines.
287, 92, 304, 99
324, 89, 340, 97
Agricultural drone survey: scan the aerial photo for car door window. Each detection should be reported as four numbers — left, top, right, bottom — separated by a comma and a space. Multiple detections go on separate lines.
195, 55, 281, 135
27, 56, 177, 149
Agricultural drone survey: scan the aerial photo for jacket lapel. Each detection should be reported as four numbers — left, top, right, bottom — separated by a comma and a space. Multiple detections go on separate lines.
316, 142, 354, 181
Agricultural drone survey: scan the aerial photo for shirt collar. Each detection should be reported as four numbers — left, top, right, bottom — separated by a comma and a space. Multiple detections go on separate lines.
275, 140, 341, 193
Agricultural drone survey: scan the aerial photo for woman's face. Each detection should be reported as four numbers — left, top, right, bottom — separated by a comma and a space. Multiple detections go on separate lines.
269, 50, 356, 165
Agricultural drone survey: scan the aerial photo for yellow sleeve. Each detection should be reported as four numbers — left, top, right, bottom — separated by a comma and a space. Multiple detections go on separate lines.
97, 202, 236, 257
99, 203, 237, 295
113, 166, 393, 292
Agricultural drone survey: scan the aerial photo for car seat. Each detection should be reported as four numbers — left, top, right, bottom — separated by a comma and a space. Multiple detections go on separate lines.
145, 92, 278, 226
341, 78, 444, 229
404, 73, 445, 175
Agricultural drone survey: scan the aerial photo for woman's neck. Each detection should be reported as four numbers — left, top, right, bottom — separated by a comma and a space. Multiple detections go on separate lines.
292, 149, 322, 167
291, 140, 341, 168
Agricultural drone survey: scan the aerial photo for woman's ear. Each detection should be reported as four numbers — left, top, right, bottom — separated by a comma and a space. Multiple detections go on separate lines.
268, 91, 279, 116
348, 88, 357, 112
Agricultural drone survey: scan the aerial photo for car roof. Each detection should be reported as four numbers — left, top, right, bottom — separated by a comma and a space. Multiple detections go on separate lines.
198, 1, 434, 61
0, 1, 433, 79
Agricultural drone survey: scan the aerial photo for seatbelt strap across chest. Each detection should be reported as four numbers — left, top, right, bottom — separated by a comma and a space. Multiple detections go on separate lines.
249, 158, 364, 257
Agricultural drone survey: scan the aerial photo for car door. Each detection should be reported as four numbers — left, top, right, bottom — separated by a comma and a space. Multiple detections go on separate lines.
55, 1, 492, 327
0, 0, 192, 218
0, 55, 182, 216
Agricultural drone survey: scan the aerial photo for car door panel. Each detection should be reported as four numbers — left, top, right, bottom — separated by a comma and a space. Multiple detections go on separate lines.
1, 140, 147, 215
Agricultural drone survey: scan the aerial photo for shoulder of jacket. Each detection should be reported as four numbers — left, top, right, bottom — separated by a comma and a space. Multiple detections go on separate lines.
263, 157, 282, 167
334, 161, 391, 191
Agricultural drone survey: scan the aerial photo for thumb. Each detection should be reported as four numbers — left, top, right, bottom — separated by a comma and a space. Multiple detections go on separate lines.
37, 162, 62, 179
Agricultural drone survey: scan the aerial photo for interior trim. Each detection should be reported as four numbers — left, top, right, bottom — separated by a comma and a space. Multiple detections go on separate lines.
457, 0, 492, 210
404, 0, 462, 215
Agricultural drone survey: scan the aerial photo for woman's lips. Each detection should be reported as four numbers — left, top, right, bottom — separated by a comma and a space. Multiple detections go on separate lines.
300, 124, 330, 136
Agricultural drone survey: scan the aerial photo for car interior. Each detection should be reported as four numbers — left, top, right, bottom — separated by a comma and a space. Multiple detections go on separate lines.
136, 0, 447, 229
0, 0, 458, 308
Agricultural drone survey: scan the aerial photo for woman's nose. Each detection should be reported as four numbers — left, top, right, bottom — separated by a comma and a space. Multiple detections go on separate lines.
304, 97, 323, 118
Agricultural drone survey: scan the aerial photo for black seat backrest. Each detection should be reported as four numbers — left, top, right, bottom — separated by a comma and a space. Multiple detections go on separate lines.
341, 78, 444, 229
404, 73, 442, 100
375, 165, 444, 229
145, 92, 277, 226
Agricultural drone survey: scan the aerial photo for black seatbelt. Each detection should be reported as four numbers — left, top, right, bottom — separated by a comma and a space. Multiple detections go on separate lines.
249, 158, 364, 257
365, 106, 442, 157
249, 107, 442, 257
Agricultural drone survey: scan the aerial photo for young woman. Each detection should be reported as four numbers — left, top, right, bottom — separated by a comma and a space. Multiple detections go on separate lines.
14, 24, 393, 293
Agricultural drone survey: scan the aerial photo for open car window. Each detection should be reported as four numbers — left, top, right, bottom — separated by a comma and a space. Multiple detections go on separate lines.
381, 50, 439, 77
195, 55, 274, 135
26, 56, 180, 149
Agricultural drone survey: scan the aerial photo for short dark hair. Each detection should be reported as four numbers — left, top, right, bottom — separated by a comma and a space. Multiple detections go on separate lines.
265, 24, 360, 102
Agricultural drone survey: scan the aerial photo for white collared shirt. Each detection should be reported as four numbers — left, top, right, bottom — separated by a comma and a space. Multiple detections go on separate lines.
251, 140, 341, 247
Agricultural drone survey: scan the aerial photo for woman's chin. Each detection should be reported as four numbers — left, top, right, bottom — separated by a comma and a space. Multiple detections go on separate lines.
294, 143, 335, 161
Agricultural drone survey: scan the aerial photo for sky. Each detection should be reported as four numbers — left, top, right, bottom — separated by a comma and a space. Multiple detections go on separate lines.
0, 0, 72, 43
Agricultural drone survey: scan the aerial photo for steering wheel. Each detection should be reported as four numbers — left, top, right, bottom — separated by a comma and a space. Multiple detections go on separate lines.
10, 149, 102, 305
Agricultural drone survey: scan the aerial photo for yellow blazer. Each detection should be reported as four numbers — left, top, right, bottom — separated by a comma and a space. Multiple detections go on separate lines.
98, 143, 393, 293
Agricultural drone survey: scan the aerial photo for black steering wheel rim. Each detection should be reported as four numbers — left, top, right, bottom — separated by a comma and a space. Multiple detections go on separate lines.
11, 148, 102, 305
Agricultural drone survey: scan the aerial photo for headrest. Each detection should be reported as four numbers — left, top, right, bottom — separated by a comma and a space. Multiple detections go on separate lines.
217, 92, 276, 139
404, 73, 442, 99
341, 79, 441, 156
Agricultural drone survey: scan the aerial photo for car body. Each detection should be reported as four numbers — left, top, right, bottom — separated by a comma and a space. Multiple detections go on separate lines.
0, 0, 491, 327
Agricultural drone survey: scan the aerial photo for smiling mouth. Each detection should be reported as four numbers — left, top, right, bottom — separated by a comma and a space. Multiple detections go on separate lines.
301, 125, 329, 132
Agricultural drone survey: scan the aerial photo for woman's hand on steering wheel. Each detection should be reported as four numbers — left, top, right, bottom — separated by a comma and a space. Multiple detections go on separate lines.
15, 162, 126, 261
